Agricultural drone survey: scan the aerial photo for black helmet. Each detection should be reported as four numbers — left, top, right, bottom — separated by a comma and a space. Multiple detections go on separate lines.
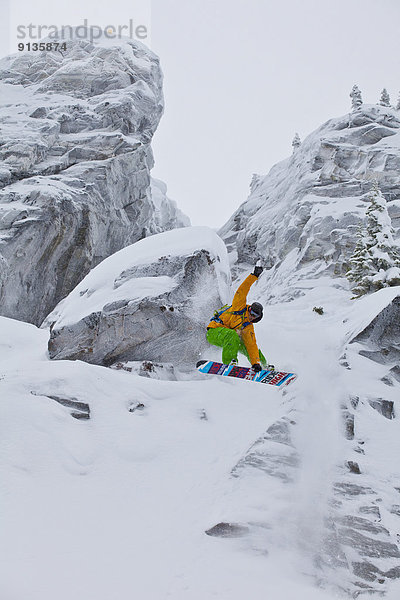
249, 302, 263, 322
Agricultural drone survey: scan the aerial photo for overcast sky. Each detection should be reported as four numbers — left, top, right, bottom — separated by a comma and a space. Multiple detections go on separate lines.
2, 0, 400, 226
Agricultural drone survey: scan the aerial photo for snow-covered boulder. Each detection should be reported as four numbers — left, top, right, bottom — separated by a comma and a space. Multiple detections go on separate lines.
46, 227, 231, 366
347, 287, 400, 364
220, 104, 400, 285
0, 37, 189, 326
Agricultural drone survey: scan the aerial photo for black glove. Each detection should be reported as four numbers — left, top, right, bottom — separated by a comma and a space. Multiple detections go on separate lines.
252, 363, 262, 372
253, 266, 263, 278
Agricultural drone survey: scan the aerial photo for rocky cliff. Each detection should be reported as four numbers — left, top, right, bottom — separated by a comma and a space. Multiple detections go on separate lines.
220, 104, 400, 289
0, 37, 189, 326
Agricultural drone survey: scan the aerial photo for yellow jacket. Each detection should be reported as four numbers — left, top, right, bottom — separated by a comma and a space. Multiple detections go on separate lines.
207, 274, 261, 365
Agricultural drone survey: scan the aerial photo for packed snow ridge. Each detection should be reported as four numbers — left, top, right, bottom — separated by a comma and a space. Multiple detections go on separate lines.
1, 43, 400, 600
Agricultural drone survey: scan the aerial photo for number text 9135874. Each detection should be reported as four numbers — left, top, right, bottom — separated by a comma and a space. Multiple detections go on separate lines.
18, 42, 67, 51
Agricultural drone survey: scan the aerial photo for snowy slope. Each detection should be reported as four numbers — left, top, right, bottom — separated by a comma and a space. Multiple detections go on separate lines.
2, 274, 400, 598
0, 316, 340, 600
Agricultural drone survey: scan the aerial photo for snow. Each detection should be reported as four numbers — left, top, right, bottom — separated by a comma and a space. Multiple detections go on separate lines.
3, 260, 400, 598
51, 274, 177, 327
0, 316, 318, 600
342, 285, 400, 342
46, 226, 231, 328
0, 82, 33, 104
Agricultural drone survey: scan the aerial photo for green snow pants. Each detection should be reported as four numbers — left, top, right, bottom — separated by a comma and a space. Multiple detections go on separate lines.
206, 327, 267, 366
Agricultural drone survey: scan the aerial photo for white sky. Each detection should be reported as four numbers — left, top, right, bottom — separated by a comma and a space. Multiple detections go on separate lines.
1, 0, 400, 227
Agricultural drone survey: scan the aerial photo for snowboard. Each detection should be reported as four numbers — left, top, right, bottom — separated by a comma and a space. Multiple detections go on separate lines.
196, 360, 297, 387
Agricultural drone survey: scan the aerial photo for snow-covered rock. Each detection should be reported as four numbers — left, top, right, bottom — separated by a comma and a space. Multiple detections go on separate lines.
348, 287, 400, 364
46, 226, 230, 366
220, 104, 400, 286
0, 37, 189, 326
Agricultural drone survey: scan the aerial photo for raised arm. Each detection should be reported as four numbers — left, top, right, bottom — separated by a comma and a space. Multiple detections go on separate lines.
231, 274, 258, 311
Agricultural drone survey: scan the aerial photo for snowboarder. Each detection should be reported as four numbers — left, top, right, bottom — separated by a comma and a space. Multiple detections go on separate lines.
206, 266, 267, 372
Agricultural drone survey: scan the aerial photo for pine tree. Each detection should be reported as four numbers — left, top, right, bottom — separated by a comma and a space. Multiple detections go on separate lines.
350, 85, 362, 111
379, 88, 391, 107
365, 182, 400, 272
347, 181, 400, 297
346, 226, 372, 296
292, 132, 301, 152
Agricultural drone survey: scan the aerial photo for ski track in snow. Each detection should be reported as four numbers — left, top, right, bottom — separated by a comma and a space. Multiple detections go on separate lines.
253, 295, 346, 580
